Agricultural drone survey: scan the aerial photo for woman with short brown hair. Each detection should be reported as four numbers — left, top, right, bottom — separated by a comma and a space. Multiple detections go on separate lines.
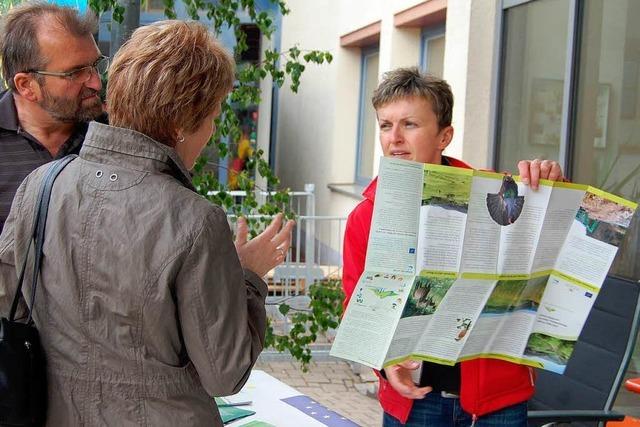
0, 20, 292, 426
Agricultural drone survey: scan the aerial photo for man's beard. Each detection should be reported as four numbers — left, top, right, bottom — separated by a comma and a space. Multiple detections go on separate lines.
40, 86, 103, 123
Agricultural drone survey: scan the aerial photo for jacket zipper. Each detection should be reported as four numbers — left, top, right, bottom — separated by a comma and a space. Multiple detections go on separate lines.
471, 414, 478, 426
528, 367, 535, 386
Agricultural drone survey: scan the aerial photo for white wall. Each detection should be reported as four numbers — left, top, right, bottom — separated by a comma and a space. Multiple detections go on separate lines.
275, 0, 356, 218
462, 1, 501, 169
275, 0, 447, 218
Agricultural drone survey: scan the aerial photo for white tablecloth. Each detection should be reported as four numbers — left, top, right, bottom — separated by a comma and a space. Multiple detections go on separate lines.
222, 369, 359, 427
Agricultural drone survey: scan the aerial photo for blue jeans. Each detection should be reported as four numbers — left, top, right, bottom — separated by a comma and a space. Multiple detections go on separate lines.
382, 392, 527, 427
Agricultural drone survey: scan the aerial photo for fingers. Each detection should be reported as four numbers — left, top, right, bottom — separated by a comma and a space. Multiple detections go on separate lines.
517, 159, 564, 190
386, 365, 432, 399
272, 219, 295, 254
528, 159, 541, 190
517, 160, 531, 187
396, 384, 432, 399
407, 385, 433, 399
544, 160, 563, 182
539, 159, 552, 181
234, 217, 248, 249
234, 213, 294, 277
256, 213, 284, 242
518, 159, 564, 190
398, 359, 421, 370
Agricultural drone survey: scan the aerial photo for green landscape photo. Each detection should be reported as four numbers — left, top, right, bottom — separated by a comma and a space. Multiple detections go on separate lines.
422, 170, 472, 213
401, 276, 455, 318
524, 332, 575, 366
482, 276, 548, 314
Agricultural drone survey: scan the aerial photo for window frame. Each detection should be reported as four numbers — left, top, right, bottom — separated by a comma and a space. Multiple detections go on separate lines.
493, 0, 640, 400
420, 23, 446, 75
492, 0, 582, 177
355, 45, 380, 185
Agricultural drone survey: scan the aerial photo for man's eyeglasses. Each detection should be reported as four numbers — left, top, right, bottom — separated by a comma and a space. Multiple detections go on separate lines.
28, 55, 109, 84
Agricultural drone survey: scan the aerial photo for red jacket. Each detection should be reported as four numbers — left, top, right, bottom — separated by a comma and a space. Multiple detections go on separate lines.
342, 156, 535, 423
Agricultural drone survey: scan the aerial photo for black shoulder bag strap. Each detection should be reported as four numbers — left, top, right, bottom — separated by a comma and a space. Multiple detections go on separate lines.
8, 155, 77, 323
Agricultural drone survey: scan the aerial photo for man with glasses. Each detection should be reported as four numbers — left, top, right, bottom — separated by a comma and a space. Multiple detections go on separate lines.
0, 2, 107, 233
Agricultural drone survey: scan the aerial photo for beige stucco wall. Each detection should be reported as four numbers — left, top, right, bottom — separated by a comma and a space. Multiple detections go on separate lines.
275, 0, 453, 218
461, 1, 500, 169
275, 0, 355, 218
442, 1, 500, 170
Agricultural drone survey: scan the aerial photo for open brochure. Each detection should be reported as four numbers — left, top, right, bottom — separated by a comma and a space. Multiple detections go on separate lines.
330, 157, 637, 374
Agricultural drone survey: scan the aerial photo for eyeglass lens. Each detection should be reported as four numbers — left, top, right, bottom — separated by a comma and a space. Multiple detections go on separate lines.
73, 57, 109, 83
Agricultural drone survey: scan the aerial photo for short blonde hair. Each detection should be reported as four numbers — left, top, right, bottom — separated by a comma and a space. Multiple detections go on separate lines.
107, 20, 235, 146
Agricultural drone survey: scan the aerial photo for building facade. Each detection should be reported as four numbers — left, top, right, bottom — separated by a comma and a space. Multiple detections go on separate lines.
272, 0, 639, 407
273, 0, 640, 281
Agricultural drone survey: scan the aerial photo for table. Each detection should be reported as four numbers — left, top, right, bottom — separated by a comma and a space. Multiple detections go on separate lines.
220, 370, 359, 426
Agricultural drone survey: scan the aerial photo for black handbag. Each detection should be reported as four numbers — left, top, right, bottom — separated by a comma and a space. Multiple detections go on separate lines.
0, 155, 76, 427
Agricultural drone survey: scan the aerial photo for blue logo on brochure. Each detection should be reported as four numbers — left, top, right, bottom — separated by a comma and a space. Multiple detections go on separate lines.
585, 292, 593, 298
409, 248, 415, 254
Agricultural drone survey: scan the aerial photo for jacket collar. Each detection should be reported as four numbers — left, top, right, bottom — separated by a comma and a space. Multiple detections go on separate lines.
361, 155, 473, 202
80, 121, 195, 190
0, 90, 19, 132
0, 90, 101, 157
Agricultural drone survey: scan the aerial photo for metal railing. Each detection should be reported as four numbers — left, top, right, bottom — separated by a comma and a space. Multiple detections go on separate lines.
272, 215, 346, 296
210, 184, 347, 297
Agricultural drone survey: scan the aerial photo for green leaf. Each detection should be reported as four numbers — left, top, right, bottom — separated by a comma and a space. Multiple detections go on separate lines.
278, 303, 291, 316
99, 0, 335, 372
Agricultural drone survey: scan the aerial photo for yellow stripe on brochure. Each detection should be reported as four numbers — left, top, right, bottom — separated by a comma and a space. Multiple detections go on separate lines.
586, 187, 638, 210
552, 270, 600, 293
461, 271, 553, 281
461, 272, 500, 280
531, 270, 553, 279
536, 178, 556, 187
494, 274, 532, 280
461, 272, 531, 281
510, 176, 555, 188
424, 163, 474, 176
418, 270, 458, 279
383, 354, 457, 368
551, 181, 588, 191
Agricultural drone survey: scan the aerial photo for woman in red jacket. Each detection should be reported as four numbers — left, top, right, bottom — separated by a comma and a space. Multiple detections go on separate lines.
342, 67, 565, 426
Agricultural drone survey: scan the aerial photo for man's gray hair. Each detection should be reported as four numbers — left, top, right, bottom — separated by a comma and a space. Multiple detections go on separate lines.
0, 1, 97, 91
372, 67, 453, 129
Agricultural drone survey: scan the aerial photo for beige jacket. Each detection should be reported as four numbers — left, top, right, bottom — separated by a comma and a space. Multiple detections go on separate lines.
0, 122, 268, 426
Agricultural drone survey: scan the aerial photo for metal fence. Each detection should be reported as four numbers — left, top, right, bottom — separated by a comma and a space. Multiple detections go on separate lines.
272, 214, 346, 296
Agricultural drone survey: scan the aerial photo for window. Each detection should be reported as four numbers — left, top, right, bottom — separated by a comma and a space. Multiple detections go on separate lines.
571, 0, 640, 279
356, 47, 379, 184
496, 0, 640, 404
496, 0, 639, 281
421, 25, 446, 78
238, 24, 261, 63
496, 0, 571, 172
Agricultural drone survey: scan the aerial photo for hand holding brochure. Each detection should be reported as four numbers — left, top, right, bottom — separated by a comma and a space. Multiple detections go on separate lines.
330, 157, 637, 374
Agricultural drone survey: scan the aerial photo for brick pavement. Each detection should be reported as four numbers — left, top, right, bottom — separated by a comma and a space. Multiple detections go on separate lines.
254, 358, 383, 427
253, 358, 640, 426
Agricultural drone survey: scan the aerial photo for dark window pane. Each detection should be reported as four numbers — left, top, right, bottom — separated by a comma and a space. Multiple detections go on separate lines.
357, 50, 379, 181
572, 0, 640, 280
497, 0, 570, 172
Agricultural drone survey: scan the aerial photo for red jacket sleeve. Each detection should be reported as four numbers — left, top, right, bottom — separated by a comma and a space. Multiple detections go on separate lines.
342, 200, 373, 311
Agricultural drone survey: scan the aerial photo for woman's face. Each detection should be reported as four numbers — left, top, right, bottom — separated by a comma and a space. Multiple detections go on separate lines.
176, 103, 222, 170
377, 95, 452, 165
